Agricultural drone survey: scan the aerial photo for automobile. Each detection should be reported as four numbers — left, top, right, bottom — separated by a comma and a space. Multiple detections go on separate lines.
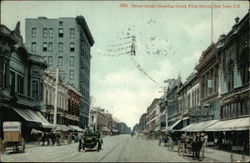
78, 131, 103, 152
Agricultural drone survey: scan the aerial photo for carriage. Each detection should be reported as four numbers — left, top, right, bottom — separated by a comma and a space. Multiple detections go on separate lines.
78, 131, 103, 152
177, 135, 194, 156
31, 128, 76, 145
1, 121, 25, 153
177, 134, 205, 160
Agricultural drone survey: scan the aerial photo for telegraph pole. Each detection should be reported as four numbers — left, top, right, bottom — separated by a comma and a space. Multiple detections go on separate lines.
53, 67, 59, 128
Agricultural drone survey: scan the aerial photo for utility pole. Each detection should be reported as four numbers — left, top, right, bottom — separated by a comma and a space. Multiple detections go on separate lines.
53, 67, 59, 128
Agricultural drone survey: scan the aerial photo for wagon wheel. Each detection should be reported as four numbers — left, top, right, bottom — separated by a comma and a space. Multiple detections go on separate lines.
1, 140, 6, 154
78, 141, 82, 152
21, 138, 25, 152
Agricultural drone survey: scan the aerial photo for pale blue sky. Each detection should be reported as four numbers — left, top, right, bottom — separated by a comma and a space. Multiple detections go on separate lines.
1, 1, 249, 127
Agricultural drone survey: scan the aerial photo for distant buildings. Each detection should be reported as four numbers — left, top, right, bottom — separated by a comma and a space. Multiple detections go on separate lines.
25, 16, 94, 128
89, 107, 131, 135
135, 11, 249, 154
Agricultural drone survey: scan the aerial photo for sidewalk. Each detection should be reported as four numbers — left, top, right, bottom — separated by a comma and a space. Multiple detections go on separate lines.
202, 147, 250, 162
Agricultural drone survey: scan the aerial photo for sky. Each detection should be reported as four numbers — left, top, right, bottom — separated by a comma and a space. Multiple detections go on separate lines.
1, 0, 249, 128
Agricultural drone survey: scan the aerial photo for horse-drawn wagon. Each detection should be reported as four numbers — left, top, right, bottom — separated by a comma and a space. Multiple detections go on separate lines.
177, 134, 205, 160
1, 121, 25, 153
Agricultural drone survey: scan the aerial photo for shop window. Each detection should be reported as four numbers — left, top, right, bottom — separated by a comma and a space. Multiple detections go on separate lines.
43, 42, 47, 52
32, 28, 36, 38
17, 75, 24, 94
32, 81, 38, 100
43, 28, 47, 38
58, 28, 63, 38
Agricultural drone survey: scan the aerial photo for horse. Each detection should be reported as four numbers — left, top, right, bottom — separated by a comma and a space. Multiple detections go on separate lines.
191, 133, 204, 160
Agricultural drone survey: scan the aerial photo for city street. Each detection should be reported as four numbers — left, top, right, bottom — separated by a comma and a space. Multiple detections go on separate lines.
1, 135, 186, 162
2, 134, 248, 162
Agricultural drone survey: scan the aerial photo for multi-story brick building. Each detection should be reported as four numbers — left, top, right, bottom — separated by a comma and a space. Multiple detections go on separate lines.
67, 85, 81, 126
25, 16, 94, 128
145, 98, 160, 131
42, 69, 69, 126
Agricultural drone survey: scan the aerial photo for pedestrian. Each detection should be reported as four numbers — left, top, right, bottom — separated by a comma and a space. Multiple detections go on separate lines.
159, 134, 162, 146
41, 132, 46, 146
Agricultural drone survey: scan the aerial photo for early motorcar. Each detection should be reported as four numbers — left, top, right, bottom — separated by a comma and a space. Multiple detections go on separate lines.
78, 131, 103, 152
1, 121, 25, 153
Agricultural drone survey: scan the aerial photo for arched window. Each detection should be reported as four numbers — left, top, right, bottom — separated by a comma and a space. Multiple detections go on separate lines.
238, 48, 249, 85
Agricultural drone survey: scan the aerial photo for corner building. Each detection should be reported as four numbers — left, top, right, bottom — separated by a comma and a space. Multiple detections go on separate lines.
25, 16, 94, 128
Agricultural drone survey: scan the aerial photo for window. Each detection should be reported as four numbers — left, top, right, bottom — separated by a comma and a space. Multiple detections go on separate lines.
17, 75, 24, 94
69, 70, 74, 80
48, 56, 53, 66
10, 71, 16, 95
32, 28, 36, 38
70, 56, 75, 66
49, 28, 53, 38
32, 42, 36, 52
70, 28, 75, 38
48, 42, 53, 52
58, 42, 63, 52
59, 28, 63, 37
59, 21, 63, 26
228, 61, 234, 91
58, 56, 63, 66
32, 81, 38, 100
43, 42, 47, 52
43, 28, 47, 38
70, 42, 75, 52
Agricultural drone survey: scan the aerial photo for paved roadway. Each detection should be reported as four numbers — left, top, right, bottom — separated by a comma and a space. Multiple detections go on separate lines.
1, 134, 247, 162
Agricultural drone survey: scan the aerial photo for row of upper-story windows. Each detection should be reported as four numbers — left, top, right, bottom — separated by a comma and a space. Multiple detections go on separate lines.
10, 70, 41, 100
31, 42, 75, 52
221, 99, 250, 119
31, 27, 75, 38
43, 56, 75, 67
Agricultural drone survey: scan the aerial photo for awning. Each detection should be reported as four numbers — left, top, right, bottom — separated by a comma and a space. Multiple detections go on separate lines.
168, 119, 182, 131
180, 119, 218, 132
69, 125, 84, 132
55, 124, 72, 131
205, 117, 250, 131
12, 107, 53, 128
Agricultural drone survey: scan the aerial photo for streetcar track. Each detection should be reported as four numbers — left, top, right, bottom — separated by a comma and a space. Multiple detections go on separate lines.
98, 136, 122, 162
